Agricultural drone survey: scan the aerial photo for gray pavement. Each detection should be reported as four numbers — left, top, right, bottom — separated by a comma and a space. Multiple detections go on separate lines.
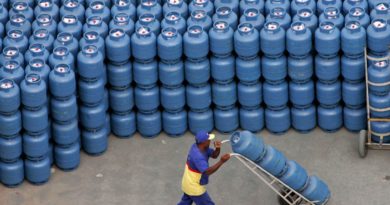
1, 127, 389, 205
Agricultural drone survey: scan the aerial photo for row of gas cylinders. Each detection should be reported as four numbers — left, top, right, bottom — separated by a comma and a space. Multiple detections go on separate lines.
230, 130, 330, 204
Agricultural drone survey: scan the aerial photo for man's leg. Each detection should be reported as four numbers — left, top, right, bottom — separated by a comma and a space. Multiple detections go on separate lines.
177, 193, 193, 205
191, 192, 215, 205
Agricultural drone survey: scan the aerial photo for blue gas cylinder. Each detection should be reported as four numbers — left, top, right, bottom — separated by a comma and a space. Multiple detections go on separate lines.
262, 55, 287, 83
107, 61, 132, 88
24, 59, 49, 90
48, 142, 53, 165
291, 105, 316, 133
162, 110, 187, 137
49, 46, 75, 72
288, 55, 313, 83
209, 21, 234, 57
0, 3, 8, 24
212, 7, 238, 30
183, 25, 209, 59
343, 106, 366, 132
160, 85, 185, 112
77, 45, 104, 81
159, 60, 184, 87
238, 81, 262, 109
315, 55, 340, 82
230, 130, 265, 161
137, 110, 162, 138
79, 102, 106, 130
342, 81, 366, 108
111, 0, 136, 20
367, 19, 390, 56
34, 0, 59, 22
317, 0, 342, 14
266, 7, 291, 31
4, 30, 29, 54
341, 55, 365, 83
0, 111, 21, 136
263, 80, 288, 110
0, 134, 22, 162
240, 0, 265, 15
319, 7, 344, 29
109, 87, 134, 114
24, 156, 51, 184
135, 85, 160, 112
287, 22, 312, 57
316, 80, 341, 107
53, 32, 79, 59
188, 0, 214, 17
82, 16, 109, 38
23, 131, 49, 159
236, 56, 261, 83
292, 8, 318, 35
25, 44, 50, 65
22, 106, 49, 135
57, 15, 83, 40
133, 59, 158, 87
370, 3, 390, 23
85, 0, 110, 7
367, 60, 390, 95
163, 0, 188, 19
157, 27, 183, 62
184, 58, 210, 85
318, 104, 343, 132
137, 0, 162, 20
85, 1, 110, 24
369, 92, 390, 118
0, 47, 24, 68
265, 0, 290, 15
315, 22, 340, 57
6, 14, 32, 37
80, 31, 105, 59
188, 109, 214, 134
109, 13, 135, 37
186, 10, 212, 32
49, 64, 76, 99
280, 160, 309, 191
301, 176, 331, 205
9, 2, 33, 22
161, 12, 187, 34
0, 159, 24, 187
214, 106, 239, 134
343, 0, 368, 14
211, 55, 235, 83
345, 7, 370, 29
0, 79, 20, 115
135, 13, 161, 36
186, 83, 211, 111
20, 74, 47, 109
54, 142, 80, 171
78, 78, 105, 106
258, 145, 287, 177
52, 119, 79, 146
371, 121, 390, 143
239, 8, 265, 31
81, 126, 108, 155
234, 23, 259, 59
212, 81, 237, 109
239, 107, 265, 133
131, 26, 157, 61
214, 0, 239, 13
260, 22, 285, 57
291, 0, 316, 16
265, 107, 291, 134
0, 60, 25, 85
341, 21, 366, 57
60, 0, 85, 24
110, 111, 136, 138
289, 80, 314, 108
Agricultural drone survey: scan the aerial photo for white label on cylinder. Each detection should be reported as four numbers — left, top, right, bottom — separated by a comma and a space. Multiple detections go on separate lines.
6, 50, 17, 56
292, 23, 305, 31
40, 1, 51, 7
169, 0, 180, 5
0, 82, 12, 89
375, 61, 387, 67
373, 20, 385, 28
64, 17, 76, 24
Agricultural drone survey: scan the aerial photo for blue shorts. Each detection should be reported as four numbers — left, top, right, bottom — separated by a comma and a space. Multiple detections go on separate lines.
177, 192, 215, 205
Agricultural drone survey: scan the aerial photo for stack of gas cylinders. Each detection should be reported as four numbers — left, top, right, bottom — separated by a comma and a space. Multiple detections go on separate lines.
0, 0, 389, 186
231, 130, 331, 205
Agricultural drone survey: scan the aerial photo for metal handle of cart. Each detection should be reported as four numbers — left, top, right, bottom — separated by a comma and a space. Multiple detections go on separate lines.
221, 140, 328, 205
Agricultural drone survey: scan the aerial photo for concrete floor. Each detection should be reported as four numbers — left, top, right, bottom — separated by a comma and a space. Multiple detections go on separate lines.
1, 127, 390, 205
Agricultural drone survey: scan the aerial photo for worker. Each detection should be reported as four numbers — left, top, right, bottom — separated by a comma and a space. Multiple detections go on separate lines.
177, 131, 231, 205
